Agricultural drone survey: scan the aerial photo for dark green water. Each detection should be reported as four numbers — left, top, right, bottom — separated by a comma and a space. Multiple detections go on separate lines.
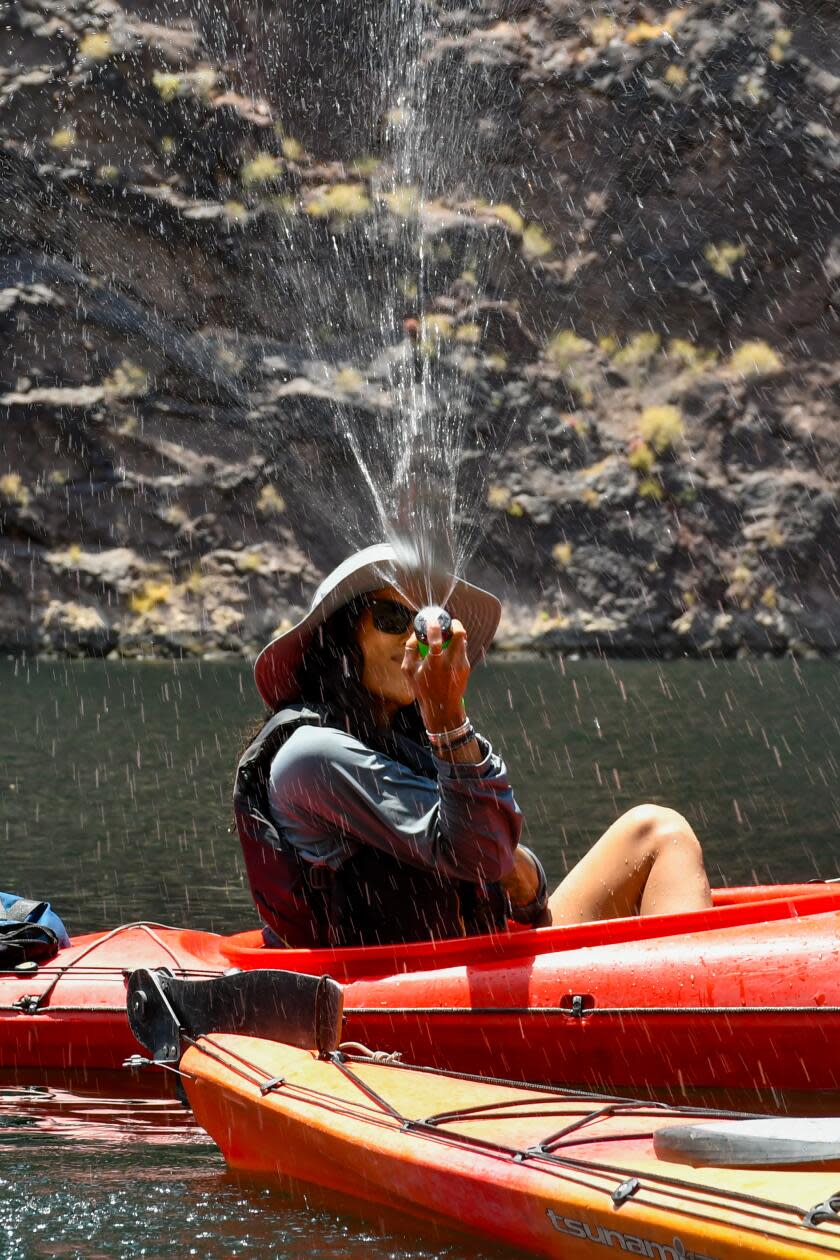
1, 658, 839, 1258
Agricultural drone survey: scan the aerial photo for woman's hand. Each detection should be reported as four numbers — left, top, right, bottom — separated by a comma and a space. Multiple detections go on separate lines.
402, 616, 470, 734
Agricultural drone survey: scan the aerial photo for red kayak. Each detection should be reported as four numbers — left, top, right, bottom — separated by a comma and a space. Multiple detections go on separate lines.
2, 884, 839, 1105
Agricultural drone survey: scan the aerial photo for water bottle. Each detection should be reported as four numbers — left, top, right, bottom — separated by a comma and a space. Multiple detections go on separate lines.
414, 606, 452, 658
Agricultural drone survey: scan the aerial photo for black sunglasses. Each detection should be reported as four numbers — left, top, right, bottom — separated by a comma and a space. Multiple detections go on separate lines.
361, 598, 416, 636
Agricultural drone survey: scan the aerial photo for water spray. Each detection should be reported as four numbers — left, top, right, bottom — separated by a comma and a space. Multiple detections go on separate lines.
414, 606, 452, 658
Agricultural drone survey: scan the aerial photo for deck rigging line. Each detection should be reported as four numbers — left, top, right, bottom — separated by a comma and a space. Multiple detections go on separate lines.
1, 922, 224, 1012
183, 1033, 840, 1250
344, 1003, 840, 1017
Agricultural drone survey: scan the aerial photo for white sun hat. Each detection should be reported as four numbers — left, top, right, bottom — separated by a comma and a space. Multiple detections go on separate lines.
254, 542, 501, 709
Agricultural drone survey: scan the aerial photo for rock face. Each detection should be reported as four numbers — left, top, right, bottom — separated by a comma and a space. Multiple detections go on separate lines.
1, 0, 839, 658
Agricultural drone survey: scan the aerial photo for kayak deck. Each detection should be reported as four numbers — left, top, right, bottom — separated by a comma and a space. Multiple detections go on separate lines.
182, 1034, 840, 1259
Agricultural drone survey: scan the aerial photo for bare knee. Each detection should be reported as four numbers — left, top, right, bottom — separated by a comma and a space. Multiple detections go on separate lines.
618, 804, 701, 860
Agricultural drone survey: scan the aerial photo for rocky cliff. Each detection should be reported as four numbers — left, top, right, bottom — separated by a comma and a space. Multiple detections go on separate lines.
2, 0, 839, 658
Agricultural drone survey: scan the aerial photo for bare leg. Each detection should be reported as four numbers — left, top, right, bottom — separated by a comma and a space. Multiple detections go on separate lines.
546, 804, 712, 927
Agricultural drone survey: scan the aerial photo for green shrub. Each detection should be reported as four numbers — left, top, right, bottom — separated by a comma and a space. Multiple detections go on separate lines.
704, 242, 747, 278
241, 153, 282, 186
726, 340, 783, 378
546, 330, 592, 369
639, 404, 684, 453
612, 332, 661, 369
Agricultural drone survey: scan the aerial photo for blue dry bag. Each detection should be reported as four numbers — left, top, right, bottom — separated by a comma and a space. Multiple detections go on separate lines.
0, 893, 71, 948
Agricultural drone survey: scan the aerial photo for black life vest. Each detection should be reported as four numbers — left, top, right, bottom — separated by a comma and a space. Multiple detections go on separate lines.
233, 708, 510, 948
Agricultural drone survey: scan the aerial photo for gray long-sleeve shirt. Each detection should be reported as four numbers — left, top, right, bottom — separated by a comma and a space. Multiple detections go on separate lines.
267, 715, 522, 884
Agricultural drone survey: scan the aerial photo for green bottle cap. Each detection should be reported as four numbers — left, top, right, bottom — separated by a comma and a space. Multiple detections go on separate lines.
417, 638, 452, 659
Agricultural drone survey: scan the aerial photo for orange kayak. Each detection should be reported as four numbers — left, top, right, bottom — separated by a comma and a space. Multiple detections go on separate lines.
182, 1033, 840, 1259
3, 883, 840, 1105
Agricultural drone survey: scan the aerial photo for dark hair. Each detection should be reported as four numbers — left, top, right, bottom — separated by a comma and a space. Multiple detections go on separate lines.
243, 598, 427, 753
296, 600, 370, 728
298, 599, 427, 746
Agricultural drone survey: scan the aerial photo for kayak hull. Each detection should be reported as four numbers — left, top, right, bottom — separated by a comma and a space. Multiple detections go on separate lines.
0, 921, 228, 1076
182, 1035, 840, 1259
342, 899, 840, 1102
1, 886, 839, 1104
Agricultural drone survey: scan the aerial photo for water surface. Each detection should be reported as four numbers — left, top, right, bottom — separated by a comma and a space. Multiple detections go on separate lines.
3, 657, 838, 935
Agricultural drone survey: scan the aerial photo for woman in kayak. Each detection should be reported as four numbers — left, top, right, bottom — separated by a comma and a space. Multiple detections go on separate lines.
236, 543, 712, 947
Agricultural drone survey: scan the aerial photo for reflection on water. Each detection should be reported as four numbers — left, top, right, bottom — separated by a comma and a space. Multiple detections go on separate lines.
0, 1085, 508, 1260
0, 1081, 204, 1149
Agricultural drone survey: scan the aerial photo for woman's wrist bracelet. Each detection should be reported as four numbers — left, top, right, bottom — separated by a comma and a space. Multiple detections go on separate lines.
427, 717, 472, 745
435, 725, 477, 753
428, 721, 476, 751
